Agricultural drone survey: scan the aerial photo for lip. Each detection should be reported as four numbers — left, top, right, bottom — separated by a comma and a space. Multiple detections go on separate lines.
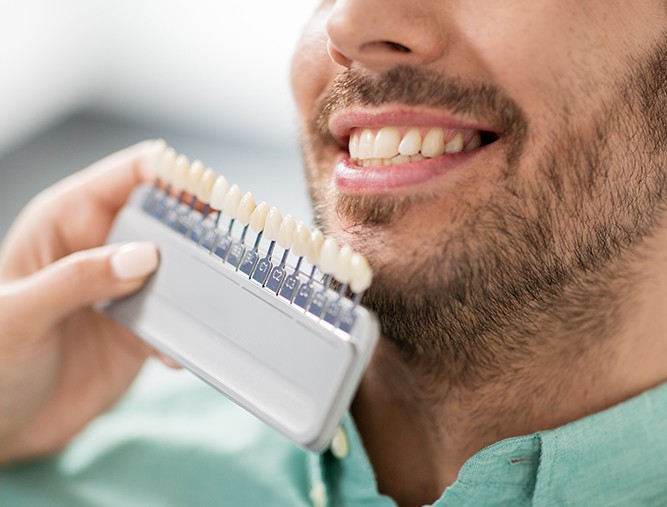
334, 147, 491, 193
328, 106, 499, 147
328, 106, 500, 194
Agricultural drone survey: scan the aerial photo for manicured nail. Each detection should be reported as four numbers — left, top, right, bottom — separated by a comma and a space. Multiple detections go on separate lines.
111, 242, 159, 280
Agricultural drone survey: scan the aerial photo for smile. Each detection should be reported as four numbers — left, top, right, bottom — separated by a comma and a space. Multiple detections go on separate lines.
328, 108, 501, 192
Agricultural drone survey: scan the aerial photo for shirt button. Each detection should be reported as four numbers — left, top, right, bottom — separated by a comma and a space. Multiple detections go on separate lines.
309, 481, 326, 507
330, 425, 349, 459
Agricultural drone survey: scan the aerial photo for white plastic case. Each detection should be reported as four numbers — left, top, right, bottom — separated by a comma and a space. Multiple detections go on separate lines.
104, 185, 379, 451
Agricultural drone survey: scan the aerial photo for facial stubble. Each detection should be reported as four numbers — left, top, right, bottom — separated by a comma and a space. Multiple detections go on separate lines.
302, 44, 667, 389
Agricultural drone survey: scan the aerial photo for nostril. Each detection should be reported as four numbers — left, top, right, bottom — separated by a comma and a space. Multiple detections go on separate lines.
384, 41, 411, 53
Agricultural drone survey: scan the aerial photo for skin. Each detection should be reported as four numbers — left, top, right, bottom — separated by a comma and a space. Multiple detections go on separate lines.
292, 0, 667, 505
0, 141, 165, 465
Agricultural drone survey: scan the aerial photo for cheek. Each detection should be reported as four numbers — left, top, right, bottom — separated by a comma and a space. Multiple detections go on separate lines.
290, 9, 342, 124
455, 3, 576, 118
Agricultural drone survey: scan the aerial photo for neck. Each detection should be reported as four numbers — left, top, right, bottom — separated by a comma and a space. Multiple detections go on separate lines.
352, 239, 667, 507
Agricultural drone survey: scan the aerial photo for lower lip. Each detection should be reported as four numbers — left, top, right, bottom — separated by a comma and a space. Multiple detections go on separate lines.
334, 149, 480, 194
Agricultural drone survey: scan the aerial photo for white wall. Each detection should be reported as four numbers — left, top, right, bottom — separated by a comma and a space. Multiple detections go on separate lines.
0, 0, 316, 155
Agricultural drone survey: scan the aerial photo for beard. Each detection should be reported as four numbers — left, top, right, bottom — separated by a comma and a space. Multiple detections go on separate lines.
301, 41, 667, 388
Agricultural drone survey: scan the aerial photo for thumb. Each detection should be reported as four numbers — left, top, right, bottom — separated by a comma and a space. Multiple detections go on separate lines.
17, 242, 159, 326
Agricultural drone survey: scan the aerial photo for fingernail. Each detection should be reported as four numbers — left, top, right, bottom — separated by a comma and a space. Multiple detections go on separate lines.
111, 242, 159, 280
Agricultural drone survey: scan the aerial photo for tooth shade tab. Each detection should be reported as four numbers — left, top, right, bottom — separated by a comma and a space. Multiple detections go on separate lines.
319, 237, 340, 275
223, 184, 242, 219
250, 201, 270, 233
335, 245, 354, 285
263, 207, 283, 241
210, 175, 230, 210
172, 154, 190, 192
147, 139, 168, 180
186, 160, 205, 195
348, 126, 483, 165
158, 146, 177, 183
278, 215, 296, 249
197, 168, 216, 202
237, 192, 256, 226
349, 253, 372, 293
307, 229, 324, 265
291, 222, 311, 258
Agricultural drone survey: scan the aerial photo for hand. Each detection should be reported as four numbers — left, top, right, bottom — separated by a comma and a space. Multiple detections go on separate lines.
0, 140, 164, 465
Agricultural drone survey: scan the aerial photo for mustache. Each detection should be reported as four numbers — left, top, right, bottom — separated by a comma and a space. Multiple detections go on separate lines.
313, 65, 528, 145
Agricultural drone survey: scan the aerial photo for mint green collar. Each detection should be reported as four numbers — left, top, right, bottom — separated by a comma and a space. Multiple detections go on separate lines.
315, 381, 667, 506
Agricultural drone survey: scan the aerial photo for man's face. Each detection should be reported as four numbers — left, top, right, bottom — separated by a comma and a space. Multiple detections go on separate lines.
291, 1, 667, 376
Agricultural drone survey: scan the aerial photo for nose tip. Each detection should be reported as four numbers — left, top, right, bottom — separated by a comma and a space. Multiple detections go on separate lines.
327, 39, 353, 68
325, 0, 445, 72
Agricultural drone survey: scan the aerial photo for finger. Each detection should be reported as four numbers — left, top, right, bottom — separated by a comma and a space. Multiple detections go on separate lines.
46, 138, 166, 212
12, 242, 159, 328
50, 139, 167, 251
153, 351, 184, 370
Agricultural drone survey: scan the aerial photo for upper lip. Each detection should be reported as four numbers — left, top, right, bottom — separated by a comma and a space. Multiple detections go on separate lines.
327, 106, 501, 148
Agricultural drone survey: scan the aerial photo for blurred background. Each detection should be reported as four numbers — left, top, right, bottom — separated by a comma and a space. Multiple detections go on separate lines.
0, 0, 317, 236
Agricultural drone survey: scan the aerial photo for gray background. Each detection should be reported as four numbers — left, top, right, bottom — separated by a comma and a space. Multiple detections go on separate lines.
0, 112, 309, 238
0, 0, 316, 238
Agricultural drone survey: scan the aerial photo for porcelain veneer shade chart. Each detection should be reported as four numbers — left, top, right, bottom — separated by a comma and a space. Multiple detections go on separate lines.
104, 143, 379, 452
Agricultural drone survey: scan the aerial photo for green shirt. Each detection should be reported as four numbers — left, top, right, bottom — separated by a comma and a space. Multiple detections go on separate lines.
2, 366, 667, 506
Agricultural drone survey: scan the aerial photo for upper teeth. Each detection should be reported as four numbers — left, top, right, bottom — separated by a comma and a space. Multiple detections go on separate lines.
349, 126, 481, 166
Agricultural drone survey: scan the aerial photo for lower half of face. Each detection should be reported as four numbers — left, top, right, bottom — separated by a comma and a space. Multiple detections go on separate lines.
297, 32, 667, 382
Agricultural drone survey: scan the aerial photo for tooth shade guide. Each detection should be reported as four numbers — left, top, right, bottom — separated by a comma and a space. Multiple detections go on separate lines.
135, 145, 375, 334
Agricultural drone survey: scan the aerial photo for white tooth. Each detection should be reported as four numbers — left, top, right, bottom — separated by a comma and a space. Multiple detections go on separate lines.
249, 201, 270, 233
421, 128, 445, 158
197, 168, 216, 203
223, 184, 242, 218
391, 154, 411, 165
291, 222, 311, 258
306, 229, 324, 265
349, 133, 360, 159
350, 253, 373, 293
186, 160, 205, 195
398, 128, 421, 156
464, 132, 482, 151
382, 159, 391, 166
278, 214, 296, 249
361, 159, 372, 168
335, 245, 354, 284
236, 192, 256, 226
209, 175, 229, 210
157, 146, 176, 183
410, 153, 425, 163
319, 237, 339, 275
445, 131, 465, 153
372, 158, 383, 166
373, 127, 400, 159
357, 129, 374, 159
263, 207, 283, 241
172, 154, 190, 192
146, 139, 168, 180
